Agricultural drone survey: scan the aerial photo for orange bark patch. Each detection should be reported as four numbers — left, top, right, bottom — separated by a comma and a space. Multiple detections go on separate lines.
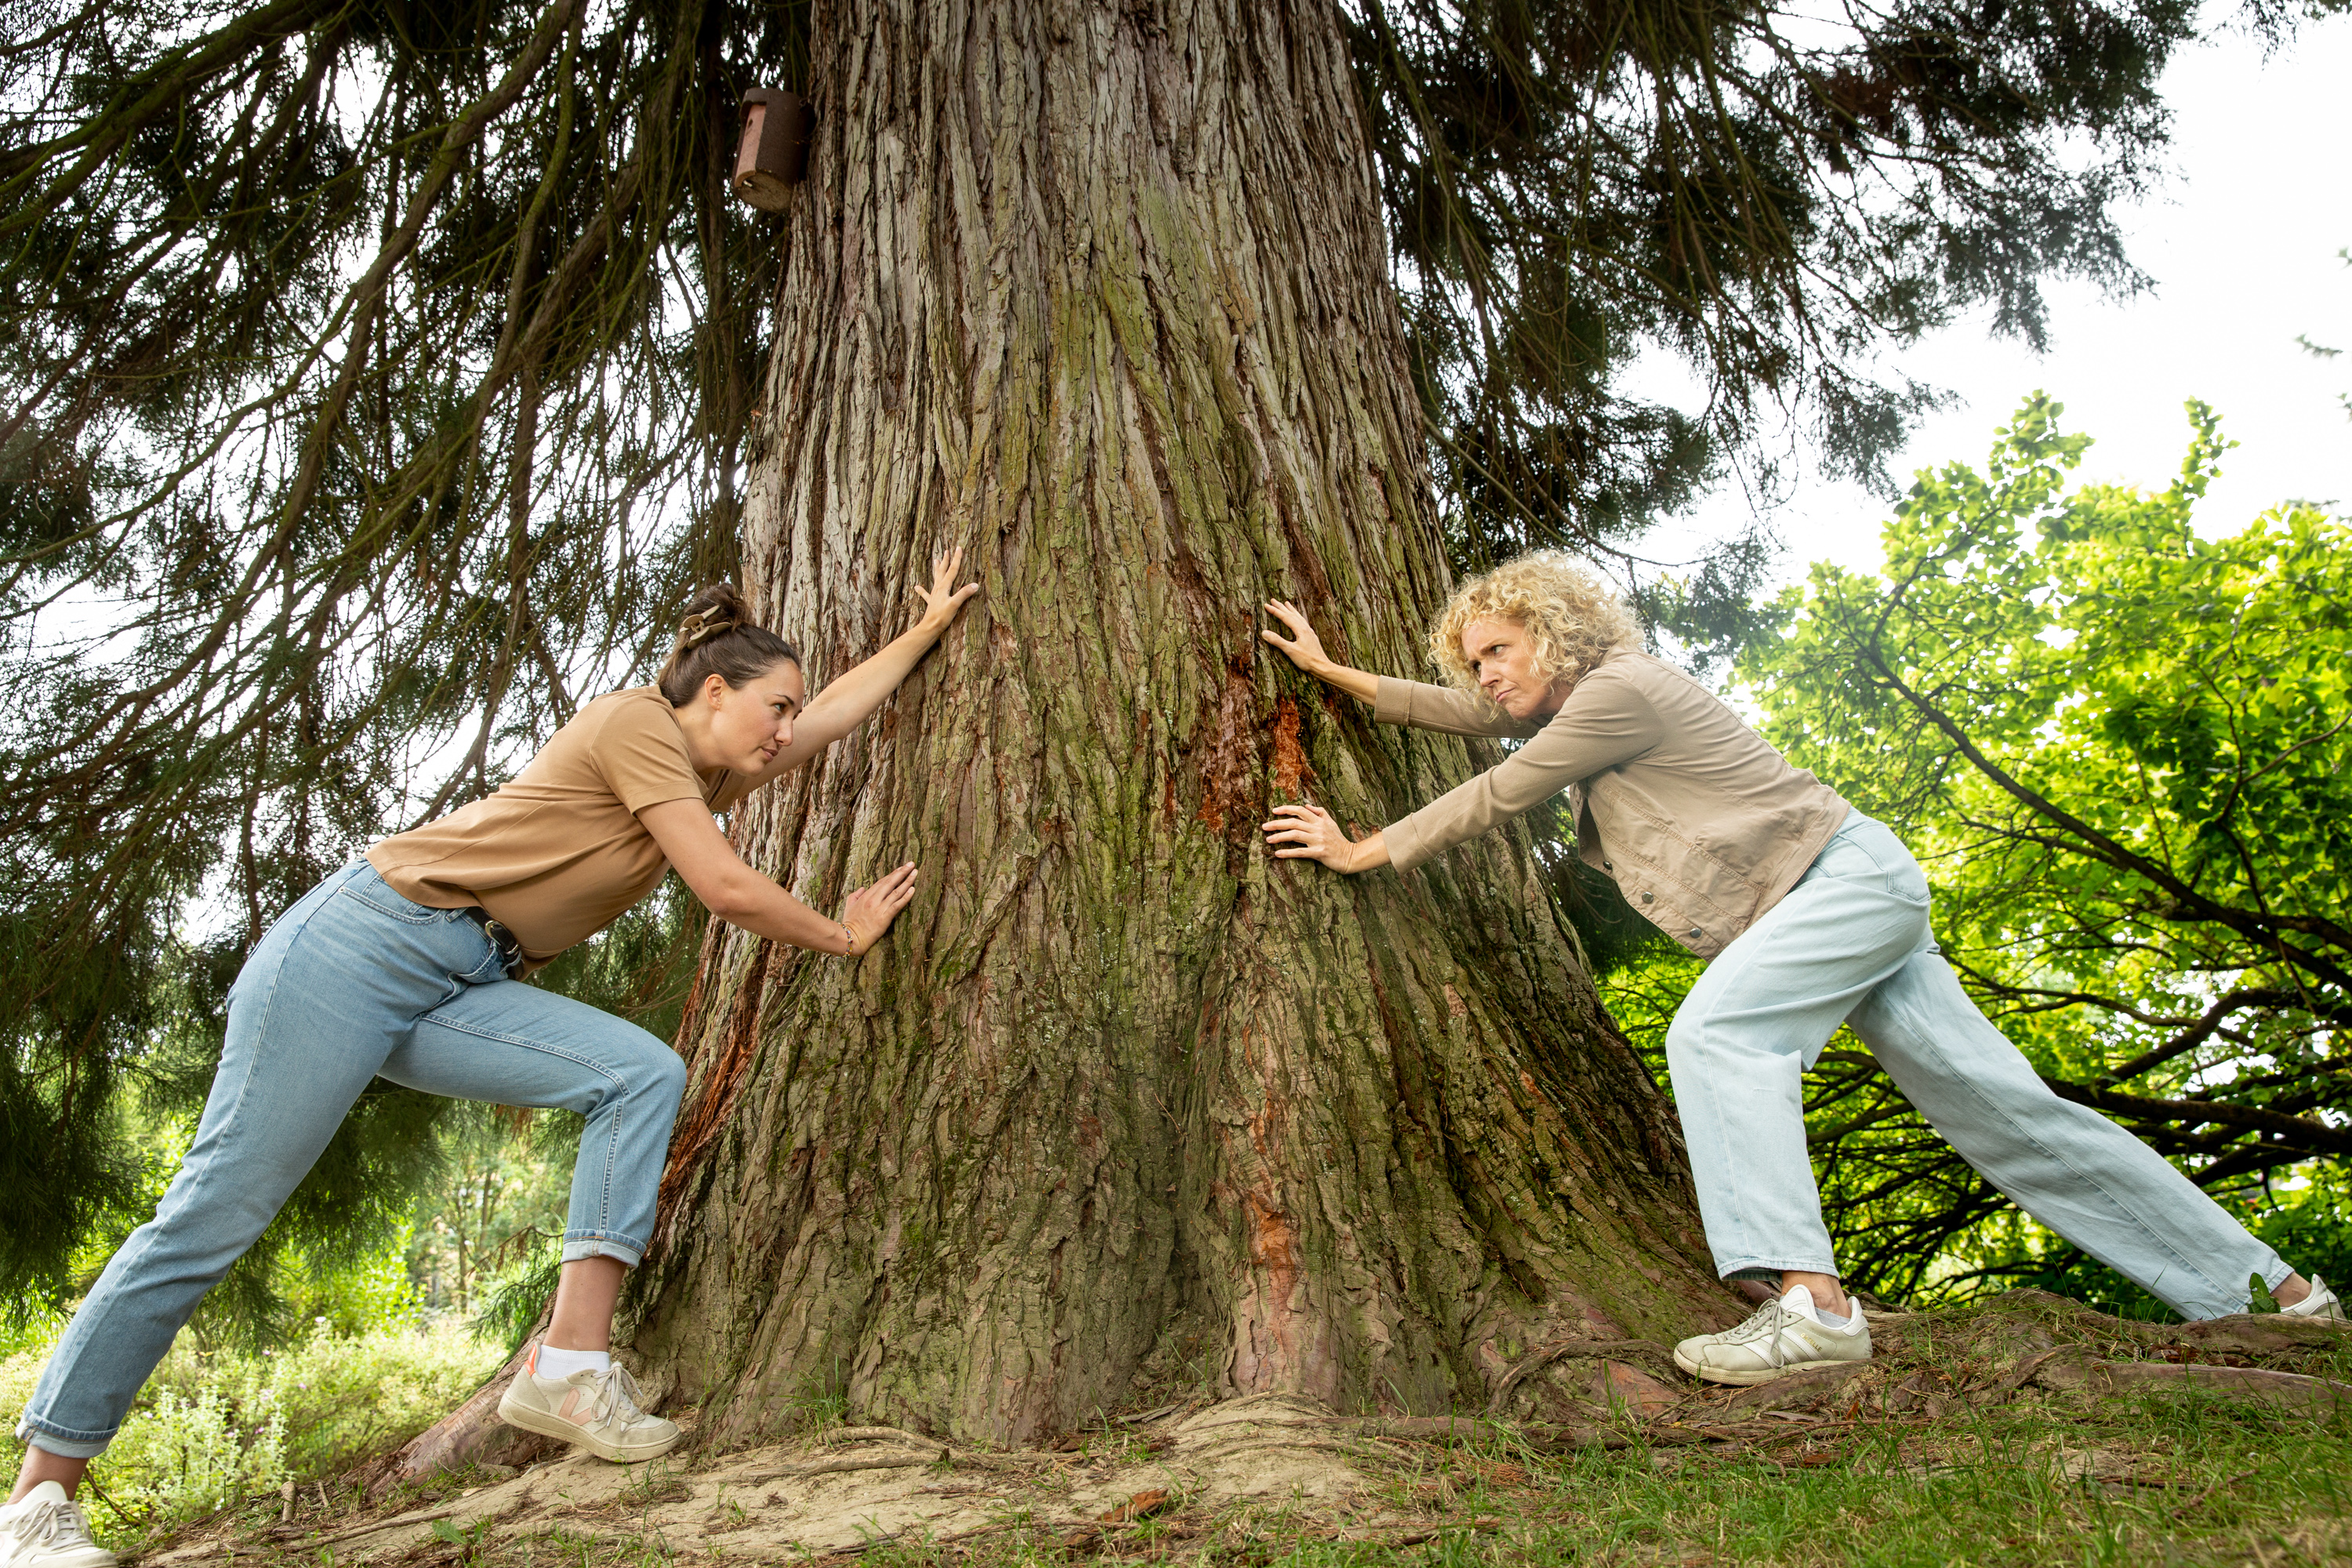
1230, 1185, 1335, 1399
652, 936, 775, 1255
1598, 1359, 1681, 1417
1192, 669, 1260, 838
1247, 1189, 1300, 1279
1270, 697, 1309, 797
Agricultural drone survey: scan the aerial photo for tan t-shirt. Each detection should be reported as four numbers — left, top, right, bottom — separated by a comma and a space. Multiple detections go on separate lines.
367, 688, 758, 964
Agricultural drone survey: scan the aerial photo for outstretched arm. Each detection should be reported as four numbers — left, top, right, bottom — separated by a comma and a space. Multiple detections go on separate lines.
641, 798, 918, 955
748, 548, 982, 782
1261, 600, 1380, 704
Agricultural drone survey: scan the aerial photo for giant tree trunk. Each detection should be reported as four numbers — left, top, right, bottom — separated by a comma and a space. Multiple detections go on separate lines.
630, 0, 1729, 1446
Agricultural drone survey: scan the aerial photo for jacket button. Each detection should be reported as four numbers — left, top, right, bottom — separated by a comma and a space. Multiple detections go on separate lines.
1602, 860, 1613, 869
1641, 891, 1653, 902
1689, 927, 1703, 938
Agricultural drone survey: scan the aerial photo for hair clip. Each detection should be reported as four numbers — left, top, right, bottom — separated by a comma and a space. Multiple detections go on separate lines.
680, 611, 736, 648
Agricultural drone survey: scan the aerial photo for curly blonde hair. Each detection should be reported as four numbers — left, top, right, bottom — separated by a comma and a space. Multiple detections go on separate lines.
1428, 551, 1640, 694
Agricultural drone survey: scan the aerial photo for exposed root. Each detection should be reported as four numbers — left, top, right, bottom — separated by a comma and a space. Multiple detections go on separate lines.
135, 1294, 2350, 1566
813, 1427, 938, 1450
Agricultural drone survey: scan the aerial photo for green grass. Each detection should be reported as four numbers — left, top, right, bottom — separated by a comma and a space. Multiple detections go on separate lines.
313, 1385, 2350, 1568
34, 1292, 2352, 1567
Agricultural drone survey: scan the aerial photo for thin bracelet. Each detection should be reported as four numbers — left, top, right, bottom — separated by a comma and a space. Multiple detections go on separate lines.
838, 920, 858, 956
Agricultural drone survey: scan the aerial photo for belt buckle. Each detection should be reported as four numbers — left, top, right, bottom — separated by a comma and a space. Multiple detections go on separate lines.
481, 916, 521, 977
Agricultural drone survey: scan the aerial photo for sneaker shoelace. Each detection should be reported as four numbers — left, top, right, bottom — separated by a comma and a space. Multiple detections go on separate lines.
589, 1364, 650, 1428
13, 1499, 96, 1552
1718, 1296, 1806, 1348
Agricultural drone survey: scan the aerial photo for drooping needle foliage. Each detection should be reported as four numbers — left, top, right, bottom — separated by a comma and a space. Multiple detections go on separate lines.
0, 0, 800, 1316
1345, 0, 2311, 572
0, 0, 2334, 1318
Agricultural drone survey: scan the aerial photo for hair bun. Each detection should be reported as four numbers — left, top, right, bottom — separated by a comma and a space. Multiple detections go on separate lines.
677, 583, 751, 650
657, 584, 801, 706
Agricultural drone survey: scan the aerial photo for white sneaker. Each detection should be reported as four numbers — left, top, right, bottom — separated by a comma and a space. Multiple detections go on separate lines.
0, 1483, 114, 1568
495, 1347, 681, 1462
1673, 1285, 1873, 1386
2281, 1275, 2347, 1321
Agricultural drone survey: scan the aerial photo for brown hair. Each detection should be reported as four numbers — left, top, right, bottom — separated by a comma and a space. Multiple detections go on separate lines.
656, 583, 801, 706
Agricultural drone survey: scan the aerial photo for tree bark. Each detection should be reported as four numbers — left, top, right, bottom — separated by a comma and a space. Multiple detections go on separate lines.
630, 0, 1729, 1446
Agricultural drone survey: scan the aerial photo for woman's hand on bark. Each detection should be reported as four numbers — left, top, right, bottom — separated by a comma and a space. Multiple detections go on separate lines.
914, 546, 981, 635
1262, 802, 1363, 873
1261, 600, 1382, 705
840, 862, 919, 953
1260, 600, 1330, 675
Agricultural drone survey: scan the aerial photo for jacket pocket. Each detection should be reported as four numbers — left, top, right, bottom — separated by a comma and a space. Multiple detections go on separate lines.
1604, 790, 1747, 924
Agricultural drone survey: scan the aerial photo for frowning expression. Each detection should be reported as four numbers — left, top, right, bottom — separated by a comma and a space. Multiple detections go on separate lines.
1459, 617, 1568, 721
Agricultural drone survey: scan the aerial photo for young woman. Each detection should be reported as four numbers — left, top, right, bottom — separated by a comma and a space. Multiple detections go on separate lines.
1258, 550, 2340, 1387
3, 556, 978, 1562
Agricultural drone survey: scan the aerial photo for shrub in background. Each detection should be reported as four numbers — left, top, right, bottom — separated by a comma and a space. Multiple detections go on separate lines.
96, 1385, 287, 1524
1, 1320, 503, 1541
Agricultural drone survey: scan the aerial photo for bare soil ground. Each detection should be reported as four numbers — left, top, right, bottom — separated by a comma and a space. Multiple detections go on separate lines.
127, 1292, 2352, 1568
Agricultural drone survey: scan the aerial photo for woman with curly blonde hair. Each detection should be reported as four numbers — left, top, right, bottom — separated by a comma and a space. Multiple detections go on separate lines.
1261, 550, 2338, 1389
1422, 550, 1642, 695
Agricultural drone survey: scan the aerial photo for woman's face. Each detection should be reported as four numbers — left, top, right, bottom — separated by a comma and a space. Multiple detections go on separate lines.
1459, 617, 1567, 721
698, 660, 806, 771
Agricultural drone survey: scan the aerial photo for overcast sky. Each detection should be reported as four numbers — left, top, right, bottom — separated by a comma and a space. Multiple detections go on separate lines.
1639, 15, 2352, 588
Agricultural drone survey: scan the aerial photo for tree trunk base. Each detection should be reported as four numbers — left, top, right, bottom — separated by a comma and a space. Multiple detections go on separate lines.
368, 1340, 558, 1497
129, 1295, 2352, 1568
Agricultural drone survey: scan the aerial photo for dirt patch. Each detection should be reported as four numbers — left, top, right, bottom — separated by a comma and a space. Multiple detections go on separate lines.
141, 1394, 1385, 1566
132, 1296, 2352, 1566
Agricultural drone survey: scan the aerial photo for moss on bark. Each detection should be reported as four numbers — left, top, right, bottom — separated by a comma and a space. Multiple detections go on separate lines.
630, 0, 1732, 1446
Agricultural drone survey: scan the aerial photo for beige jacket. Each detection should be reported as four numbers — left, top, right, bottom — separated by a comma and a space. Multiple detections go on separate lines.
1374, 648, 1849, 959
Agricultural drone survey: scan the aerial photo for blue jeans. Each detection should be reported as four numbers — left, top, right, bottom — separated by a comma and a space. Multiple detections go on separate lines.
1667, 814, 2288, 1321
15, 862, 688, 1458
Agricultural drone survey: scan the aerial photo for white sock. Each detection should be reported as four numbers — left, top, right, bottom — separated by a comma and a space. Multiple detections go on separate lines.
534, 1344, 612, 1379
1780, 1284, 1853, 1329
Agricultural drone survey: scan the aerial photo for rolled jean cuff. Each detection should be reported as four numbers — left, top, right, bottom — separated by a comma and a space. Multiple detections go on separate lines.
561, 1231, 645, 1269
2219, 1258, 2298, 1317
15, 1414, 114, 1460
1717, 1256, 1838, 1284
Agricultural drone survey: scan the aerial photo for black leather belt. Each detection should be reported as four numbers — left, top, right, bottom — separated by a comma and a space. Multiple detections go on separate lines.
459, 906, 524, 978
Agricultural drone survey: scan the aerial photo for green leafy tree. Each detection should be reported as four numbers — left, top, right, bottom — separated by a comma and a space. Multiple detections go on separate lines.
2, 0, 2336, 1327
1633, 395, 2351, 1310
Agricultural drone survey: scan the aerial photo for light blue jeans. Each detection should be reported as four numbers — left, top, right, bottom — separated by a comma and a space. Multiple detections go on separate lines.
1668, 813, 2288, 1320
15, 862, 688, 1458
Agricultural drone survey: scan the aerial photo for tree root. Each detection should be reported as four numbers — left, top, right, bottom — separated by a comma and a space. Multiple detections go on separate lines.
137, 1294, 2347, 1568
735, 1451, 941, 1481
815, 1427, 937, 1450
